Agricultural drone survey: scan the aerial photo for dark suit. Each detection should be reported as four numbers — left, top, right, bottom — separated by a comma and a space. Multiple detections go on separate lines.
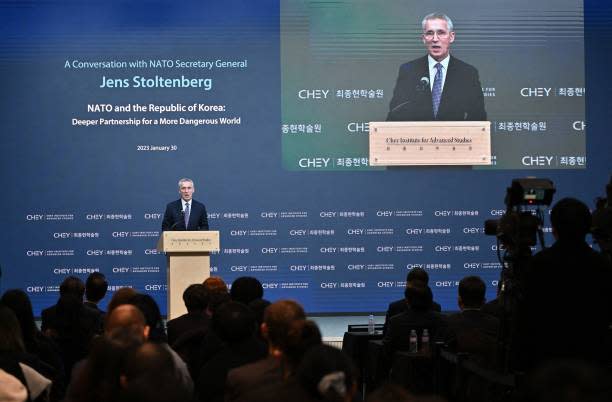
383, 298, 442, 335
225, 356, 283, 402
518, 239, 612, 369
166, 312, 209, 347
445, 309, 499, 368
161, 199, 209, 231
387, 55, 486, 121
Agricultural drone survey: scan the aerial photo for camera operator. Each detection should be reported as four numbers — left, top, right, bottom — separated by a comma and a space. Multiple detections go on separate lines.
517, 198, 612, 371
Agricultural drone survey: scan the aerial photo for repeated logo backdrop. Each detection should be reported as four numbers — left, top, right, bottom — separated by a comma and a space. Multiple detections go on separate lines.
1, 0, 610, 316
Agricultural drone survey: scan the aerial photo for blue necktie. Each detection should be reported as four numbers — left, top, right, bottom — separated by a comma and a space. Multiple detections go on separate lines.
432, 63, 443, 117
184, 202, 190, 228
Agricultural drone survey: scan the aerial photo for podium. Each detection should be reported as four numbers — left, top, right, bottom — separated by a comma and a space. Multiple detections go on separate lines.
369, 121, 491, 166
157, 231, 220, 319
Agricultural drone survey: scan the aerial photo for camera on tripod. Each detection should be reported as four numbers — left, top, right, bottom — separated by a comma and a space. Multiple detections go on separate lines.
484, 178, 555, 251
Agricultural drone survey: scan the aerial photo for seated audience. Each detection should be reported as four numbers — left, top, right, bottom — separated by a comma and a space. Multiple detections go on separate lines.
195, 301, 266, 402
40, 276, 101, 380
383, 280, 447, 358
118, 342, 195, 402
0, 305, 53, 401
384, 268, 441, 334
445, 276, 499, 368
225, 300, 306, 401
83, 272, 108, 333
230, 276, 265, 305
2, 289, 65, 399
167, 284, 210, 347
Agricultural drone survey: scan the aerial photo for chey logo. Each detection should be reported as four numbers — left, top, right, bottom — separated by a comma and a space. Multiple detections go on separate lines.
289, 230, 307, 236
376, 210, 394, 217
86, 214, 105, 220
298, 89, 330, 99
320, 282, 338, 288
434, 210, 452, 217
231, 266, 248, 272
521, 155, 554, 166
290, 265, 308, 271
435, 245, 452, 252
463, 227, 484, 234
299, 158, 330, 168
112, 268, 130, 273
261, 248, 278, 254
520, 88, 551, 97
144, 213, 162, 219
26, 214, 44, 221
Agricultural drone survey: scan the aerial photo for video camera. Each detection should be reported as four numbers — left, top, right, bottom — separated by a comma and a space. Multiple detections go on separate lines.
485, 178, 555, 250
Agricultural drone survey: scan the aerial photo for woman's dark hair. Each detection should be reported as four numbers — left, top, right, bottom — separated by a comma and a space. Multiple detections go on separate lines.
297, 344, 356, 402
1, 289, 38, 344
128, 294, 167, 343
0, 304, 26, 353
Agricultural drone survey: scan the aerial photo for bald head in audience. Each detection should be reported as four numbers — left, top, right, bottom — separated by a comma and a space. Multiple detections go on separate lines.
105, 304, 150, 341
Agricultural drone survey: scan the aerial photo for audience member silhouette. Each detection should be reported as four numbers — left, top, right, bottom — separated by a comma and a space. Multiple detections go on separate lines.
225, 300, 306, 401
2, 289, 65, 399
167, 284, 210, 347
195, 301, 266, 402
519, 197, 612, 370
40, 276, 101, 379
84, 272, 108, 333
384, 268, 441, 334
445, 276, 499, 368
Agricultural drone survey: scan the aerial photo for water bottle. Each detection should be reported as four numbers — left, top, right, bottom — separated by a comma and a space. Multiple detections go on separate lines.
421, 329, 430, 354
368, 314, 375, 334
409, 329, 418, 353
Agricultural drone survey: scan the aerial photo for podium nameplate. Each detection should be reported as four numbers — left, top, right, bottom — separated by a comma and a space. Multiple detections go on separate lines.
157, 230, 220, 253
369, 121, 491, 166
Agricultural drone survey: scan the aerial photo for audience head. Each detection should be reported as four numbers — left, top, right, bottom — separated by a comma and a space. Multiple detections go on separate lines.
105, 304, 150, 342
262, 299, 306, 350
1, 289, 37, 342
119, 342, 192, 402
550, 198, 591, 242
128, 294, 166, 342
406, 267, 429, 285
0, 305, 25, 353
203, 276, 228, 294
182, 284, 209, 314
107, 287, 138, 313
212, 301, 256, 344
207, 290, 231, 316
404, 280, 433, 311
458, 276, 486, 309
297, 344, 357, 402
230, 276, 264, 305
59, 275, 85, 300
283, 319, 323, 374
85, 272, 108, 304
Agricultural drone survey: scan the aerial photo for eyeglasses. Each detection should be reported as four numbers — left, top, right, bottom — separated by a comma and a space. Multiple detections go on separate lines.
423, 30, 450, 40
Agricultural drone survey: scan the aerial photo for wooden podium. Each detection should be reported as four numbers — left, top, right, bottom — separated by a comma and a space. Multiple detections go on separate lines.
369, 121, 491, 166
157, 231, 220, 319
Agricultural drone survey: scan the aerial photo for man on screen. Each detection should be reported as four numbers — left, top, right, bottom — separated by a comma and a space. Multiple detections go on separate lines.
161, 178, 209, 231
387, 13, 486, 121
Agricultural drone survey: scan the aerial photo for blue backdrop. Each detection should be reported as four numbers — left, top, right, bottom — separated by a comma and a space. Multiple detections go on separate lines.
0, 0, 609, 316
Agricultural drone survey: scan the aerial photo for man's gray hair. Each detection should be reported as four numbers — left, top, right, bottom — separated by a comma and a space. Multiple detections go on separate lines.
178, 178, 194, 188
422, 12, 454, 32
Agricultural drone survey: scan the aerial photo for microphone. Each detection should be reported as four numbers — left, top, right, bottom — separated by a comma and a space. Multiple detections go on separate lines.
420, 76, 430, 88
169, 209, 185, 231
